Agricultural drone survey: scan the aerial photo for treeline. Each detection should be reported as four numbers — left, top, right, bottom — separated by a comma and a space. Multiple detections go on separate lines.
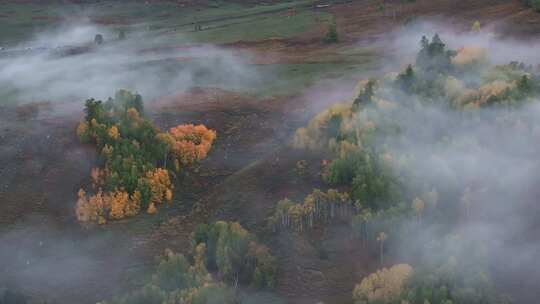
100, 221, 276, 304
268, 189, 354, 232
75, 90, 216, 224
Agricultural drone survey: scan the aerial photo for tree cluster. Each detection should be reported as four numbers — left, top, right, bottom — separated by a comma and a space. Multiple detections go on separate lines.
352, 237, 511, 304
325, 149, 403, 210
353, 264, 413, 304
192, 221, 277, 289
269, 189, 354, 232
100, 246, 234, 304
75, 90, 216, 223
401, 35, 540, 107
416, 34, 456, 75
101, 222, 276, 304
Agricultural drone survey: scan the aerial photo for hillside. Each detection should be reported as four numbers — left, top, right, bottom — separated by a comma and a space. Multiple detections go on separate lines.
2, 1, 540, 304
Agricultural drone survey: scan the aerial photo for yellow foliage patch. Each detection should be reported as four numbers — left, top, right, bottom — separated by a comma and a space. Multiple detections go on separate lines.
460, 80, 513, 107
107, 125, 120, 140
452, 47, 487, 67
353, 264, 413, 303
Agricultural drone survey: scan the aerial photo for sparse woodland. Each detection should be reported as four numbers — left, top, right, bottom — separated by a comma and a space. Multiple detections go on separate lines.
93, 34, 540, 304
273, 34, 540, 303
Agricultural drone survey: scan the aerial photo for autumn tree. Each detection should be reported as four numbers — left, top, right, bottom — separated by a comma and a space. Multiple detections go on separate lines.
271, 189, 353, 232
376, 231, 387, 266
411, 197, 425, 223
353, 264, 413, 304
168, 124, 217, 170
140, 168, 173, 212
472, 20, 481, 32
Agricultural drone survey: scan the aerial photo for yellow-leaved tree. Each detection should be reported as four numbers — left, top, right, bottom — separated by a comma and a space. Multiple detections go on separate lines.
353, 264, 413, 304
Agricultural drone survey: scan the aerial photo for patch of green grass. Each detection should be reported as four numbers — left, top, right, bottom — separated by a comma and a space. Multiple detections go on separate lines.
0, 1, 381, 102
251, 57, 380, 97
0, 1, 319, 46
151, 9, 330, 45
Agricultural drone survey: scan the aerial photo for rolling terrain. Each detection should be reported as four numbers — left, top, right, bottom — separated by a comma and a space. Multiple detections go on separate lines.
2, 1, 540, 304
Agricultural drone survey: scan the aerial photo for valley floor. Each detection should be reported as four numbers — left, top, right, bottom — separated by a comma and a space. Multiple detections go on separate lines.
2, 0, 540, 303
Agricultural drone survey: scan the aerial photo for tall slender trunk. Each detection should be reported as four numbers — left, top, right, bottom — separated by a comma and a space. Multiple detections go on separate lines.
379, 241, 384, 266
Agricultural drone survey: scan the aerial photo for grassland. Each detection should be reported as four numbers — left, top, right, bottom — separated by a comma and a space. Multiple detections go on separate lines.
0, 1, 326, 46
0, 0, 382, 101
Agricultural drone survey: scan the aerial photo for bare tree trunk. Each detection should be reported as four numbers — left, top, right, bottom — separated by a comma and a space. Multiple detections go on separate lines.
163, 146, 168, 168
380, 241, 384, 266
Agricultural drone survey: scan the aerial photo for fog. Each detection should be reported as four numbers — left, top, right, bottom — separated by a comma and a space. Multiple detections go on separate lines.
0, 23, 261, 107
357, 20, 540, 303
0, 21, 263, 304
382, 19, 540, 70
2, 14, 540, 304
0, 215, 133, 303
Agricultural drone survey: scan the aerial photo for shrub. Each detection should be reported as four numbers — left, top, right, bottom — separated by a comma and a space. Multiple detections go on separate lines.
323, 23, 339, 44
94, 34, 104, 45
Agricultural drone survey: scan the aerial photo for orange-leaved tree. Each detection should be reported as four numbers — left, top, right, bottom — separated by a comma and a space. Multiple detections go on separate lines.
168, 124, 217, 170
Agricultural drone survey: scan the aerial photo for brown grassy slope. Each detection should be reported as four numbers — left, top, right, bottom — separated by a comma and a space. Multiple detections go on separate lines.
330, 0, 540, 40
